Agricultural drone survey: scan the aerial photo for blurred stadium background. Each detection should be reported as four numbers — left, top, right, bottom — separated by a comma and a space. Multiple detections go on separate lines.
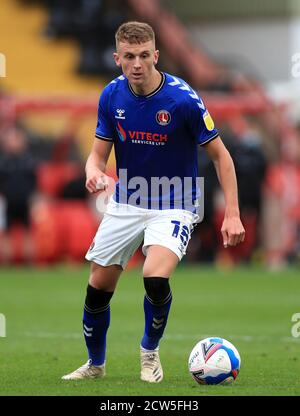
1, 0, 300, 268
1, 0, 300, 396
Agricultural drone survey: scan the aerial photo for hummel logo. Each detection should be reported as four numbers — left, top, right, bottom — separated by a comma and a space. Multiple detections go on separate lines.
115, 109, 125, 119
83, 324, 93, 337
152, 317, 164, 330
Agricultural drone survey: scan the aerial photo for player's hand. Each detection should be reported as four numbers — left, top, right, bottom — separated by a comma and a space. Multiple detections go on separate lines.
85, 170, 109, 194
221, 216, 245, 248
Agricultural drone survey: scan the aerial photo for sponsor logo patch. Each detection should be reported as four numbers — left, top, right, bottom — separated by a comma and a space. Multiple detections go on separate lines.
203, 111, 215, 131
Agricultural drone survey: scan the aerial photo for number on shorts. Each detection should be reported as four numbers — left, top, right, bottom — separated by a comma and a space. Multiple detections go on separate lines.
171, 221, 190, 246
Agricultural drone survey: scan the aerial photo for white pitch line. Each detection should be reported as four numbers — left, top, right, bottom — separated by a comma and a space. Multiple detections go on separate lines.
165, 333, 300, 343
18, 331, 300, 343
21, 331, 82, 339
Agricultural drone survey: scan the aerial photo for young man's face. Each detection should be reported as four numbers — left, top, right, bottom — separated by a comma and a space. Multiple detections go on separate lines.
114, 40, 159, 88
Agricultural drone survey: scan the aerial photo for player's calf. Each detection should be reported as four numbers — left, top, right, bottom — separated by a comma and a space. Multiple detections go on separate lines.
140, 277, 172, 382
83, 284, 114, 366
141, 276, 172, 351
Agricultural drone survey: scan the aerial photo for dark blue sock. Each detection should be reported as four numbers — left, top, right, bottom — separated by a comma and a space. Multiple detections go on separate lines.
82, 285, 113, 366
141, 291, 172, 350
83, 305, 110, 366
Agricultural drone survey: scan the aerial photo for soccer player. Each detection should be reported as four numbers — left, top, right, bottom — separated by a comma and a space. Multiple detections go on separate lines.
62, 21, 245, 383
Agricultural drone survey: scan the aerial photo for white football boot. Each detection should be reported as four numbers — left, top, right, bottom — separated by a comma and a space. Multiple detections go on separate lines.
62, 359, 105, 380
140, 347, 163, 383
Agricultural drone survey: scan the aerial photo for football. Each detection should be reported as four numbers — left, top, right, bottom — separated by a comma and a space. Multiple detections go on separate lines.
188, 337, 241, 385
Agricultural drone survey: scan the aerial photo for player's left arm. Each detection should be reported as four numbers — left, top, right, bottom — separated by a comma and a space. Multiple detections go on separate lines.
204, 136, 245, 247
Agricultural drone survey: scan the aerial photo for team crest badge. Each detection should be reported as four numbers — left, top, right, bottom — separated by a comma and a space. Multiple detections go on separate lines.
156, 110, 171, 126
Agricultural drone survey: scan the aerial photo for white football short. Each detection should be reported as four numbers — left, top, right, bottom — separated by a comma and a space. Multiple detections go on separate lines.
85, 197, 198, 269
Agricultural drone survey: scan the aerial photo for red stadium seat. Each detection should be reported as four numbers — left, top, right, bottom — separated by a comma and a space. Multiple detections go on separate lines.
31, 201, 63, 263
31, 199, 98, 263
62, 201, 98, 262
37, 162, 82, 197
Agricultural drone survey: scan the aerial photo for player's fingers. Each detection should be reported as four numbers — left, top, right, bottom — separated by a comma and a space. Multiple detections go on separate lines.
86, 178, 98, 193
221, 229, 229, 248
230, 229, 245, 246
235, 228, 245, 245
96, 176, 109, 190
232, 234, 240, 246
85, 180, 93, 193
227, 232, 237, 246
96, 181, 105, 190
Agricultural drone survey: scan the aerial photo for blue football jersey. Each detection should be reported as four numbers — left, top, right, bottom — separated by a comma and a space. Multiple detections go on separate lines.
95, 72, 219, 212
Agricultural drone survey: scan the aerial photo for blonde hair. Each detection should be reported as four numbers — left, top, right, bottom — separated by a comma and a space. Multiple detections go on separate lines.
115, 21, 155, 48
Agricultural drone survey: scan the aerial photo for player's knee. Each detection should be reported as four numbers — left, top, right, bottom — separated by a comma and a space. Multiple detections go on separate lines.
84, 284, 114, 312
143, 277, 172, 306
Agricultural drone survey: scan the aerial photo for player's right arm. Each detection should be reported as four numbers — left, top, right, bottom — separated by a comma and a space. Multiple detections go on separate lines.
86, 85, 115, 194
85, 138, 113, 194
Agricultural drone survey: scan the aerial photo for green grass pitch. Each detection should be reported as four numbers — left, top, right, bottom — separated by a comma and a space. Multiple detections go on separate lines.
0, 264, 300, 396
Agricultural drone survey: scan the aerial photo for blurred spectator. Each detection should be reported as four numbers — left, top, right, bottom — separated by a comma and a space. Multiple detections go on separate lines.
186, 119, 267, 265
76, 0, 126, 77
186, 125, 237, 263
42, 0, 127, 77
0, 125, 38, 264
263, 127, 300, 269
233, 118, 267, 260
35, 130, 84, 199
43, 0, 82, 38
60, 174, 88, 200
185, 140, 219, 263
